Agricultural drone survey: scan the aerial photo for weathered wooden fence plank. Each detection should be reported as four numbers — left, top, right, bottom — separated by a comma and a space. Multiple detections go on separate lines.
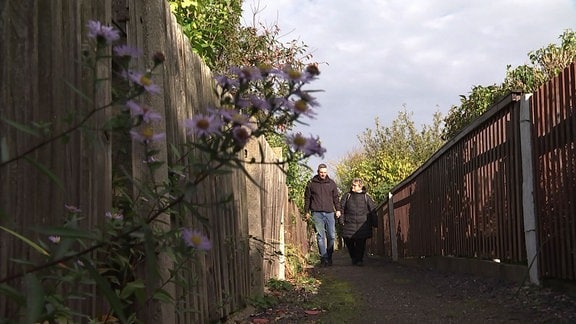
1, 0, 308, 322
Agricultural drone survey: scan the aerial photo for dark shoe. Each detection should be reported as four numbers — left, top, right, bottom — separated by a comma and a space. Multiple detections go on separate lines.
320, 259, 329, 267
351, 259, 358, 265
327, 258, 333, 266
355, 261, 364, 267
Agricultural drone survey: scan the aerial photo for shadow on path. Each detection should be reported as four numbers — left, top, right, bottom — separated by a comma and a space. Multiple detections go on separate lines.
312, 249, 576, 323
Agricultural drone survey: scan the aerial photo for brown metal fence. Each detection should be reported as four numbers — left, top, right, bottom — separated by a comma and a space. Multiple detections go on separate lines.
382, 95, 526, 262
531, 64, 576, 280
0, 0, 308, 322
370, 62, 576, 284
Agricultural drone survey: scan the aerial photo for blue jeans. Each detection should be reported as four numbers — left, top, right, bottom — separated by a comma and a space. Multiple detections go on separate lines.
312, 211, 336, 261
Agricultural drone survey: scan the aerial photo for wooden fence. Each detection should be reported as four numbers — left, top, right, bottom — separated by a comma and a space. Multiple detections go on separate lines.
369, 62, 576, 285
0, 0, 308, 322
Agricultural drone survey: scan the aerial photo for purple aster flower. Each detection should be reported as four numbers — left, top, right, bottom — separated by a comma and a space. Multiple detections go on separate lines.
181, 228, 212, 251
219, 109, 251, 126
291, 99, 317, 118
126, 100, 143, 115
234, 97, 251, 109
126, 100, 162, 123
257, 63, 279, 76
270, 97, 290, 111
143, 155, 160, 164
214, 74, 239, 90
232, 125, 252, 148
125, 71, 161, 94
303, 135, 326, 157
86, 20, 120, 45
105, 211, 124, 220
64, 204, 82, 213
113, 44, 142, 58
130, 126, 165, 144
297, 91, 320, 107
48, 236, 61, 244
230, 66, 263, 84
184, 114, 223, 137
277, 66, 316, 84
142, 109, 162, 123
249, 94, 271, 112
287, 133, 326, 157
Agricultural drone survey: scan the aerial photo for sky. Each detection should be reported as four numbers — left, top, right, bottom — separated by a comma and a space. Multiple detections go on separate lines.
241, 0, 576, 170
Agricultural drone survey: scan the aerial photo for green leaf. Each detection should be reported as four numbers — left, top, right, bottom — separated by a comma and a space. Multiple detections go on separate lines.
52, 235, 78, 260
119, 279, 146, 299
24, 157, 65, 192
32, 226, 99, 241
63, 79, 94, 104
0, 225, 50, 256
1, 117, 41, 137
153, 288, 174, 303
83, 258, 128, 323
24, 274, 45, 323
144, 227, 159, 283
0, 283, 26, 305
181, 0, 197, 8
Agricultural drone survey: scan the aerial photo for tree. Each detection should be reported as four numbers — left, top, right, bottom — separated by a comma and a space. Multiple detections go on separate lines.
168, 0, 243, 71
169, 0, 319, 211
337, 109, 445, 203
443, 29, 576, 141
169, 0, 313, 74
441, 84, 507, 140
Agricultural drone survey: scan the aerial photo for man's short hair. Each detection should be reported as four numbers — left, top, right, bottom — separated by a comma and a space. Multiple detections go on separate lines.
318, 163, 327, 170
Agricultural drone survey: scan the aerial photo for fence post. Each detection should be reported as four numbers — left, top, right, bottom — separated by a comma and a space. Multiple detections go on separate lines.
279, 207, 286, 280
519, 93, 540, 285
388, 192, 398, 261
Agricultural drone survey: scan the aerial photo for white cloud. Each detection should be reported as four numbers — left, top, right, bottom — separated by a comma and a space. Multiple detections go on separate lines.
242, 0, 576, 169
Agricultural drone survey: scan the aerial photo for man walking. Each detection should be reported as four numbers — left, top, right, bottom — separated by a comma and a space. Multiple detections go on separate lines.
304, 163, 341, 266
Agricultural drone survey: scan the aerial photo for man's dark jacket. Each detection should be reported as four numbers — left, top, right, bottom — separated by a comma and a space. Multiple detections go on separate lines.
304, 175, 341, 214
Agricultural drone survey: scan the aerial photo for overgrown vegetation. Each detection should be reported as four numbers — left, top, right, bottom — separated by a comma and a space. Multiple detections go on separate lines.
244, 270, 359, 323
169, 0, 317, 212
336, 109, 445, 203
442, 29, 576, 140
337, 29, 576, 204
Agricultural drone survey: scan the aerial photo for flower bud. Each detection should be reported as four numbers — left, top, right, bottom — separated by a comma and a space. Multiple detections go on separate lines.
306, 64, 320, 76
153, 52, 165, 65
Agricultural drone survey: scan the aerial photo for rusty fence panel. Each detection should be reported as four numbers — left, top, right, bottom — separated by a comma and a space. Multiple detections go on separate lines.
372, 94, 528, 264
531, 64, 576, 281
367, 198, 390, 258
371, 61, 576, 283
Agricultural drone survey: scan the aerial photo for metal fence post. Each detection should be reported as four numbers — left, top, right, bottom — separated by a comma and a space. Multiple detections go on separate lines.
520, 93, 540, 285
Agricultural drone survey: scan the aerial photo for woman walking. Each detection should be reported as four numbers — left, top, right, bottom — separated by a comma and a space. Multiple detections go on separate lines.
340, 178, 376, 266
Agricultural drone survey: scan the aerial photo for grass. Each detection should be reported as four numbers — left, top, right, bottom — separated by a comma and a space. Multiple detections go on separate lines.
304, 273, 361, 323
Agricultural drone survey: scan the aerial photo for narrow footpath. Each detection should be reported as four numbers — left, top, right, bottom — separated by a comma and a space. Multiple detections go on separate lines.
230, 250, 576, 323
316, 250, 576, 323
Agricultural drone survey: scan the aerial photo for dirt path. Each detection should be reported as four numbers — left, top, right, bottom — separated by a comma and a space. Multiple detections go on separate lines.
320, 250, 576, 323
230, 250, 576, 323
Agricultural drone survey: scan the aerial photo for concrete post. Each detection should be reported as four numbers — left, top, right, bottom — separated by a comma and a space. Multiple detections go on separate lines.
519, 93, 540, 285
278, 206, 286, 280
389, 192, 398, 261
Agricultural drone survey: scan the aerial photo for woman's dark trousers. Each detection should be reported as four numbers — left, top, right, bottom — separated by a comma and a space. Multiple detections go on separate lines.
343, 237, 367, 265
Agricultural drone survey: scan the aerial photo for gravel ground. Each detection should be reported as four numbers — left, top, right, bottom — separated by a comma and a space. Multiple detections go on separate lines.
229, 250, 576, 323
